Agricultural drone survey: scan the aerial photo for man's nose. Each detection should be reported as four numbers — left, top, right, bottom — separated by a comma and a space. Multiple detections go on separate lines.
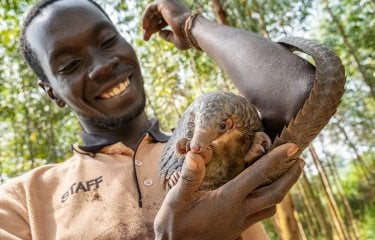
88, 56, 119, 81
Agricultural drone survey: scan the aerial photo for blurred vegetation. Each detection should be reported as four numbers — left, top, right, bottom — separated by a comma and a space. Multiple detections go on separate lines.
0, 0, 374, 239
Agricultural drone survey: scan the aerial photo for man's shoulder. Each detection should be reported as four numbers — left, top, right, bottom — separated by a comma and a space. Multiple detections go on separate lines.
0, 155, 77, 194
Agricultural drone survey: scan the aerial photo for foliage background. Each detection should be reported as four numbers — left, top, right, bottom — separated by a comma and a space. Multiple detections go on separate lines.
0, 0, 374, 239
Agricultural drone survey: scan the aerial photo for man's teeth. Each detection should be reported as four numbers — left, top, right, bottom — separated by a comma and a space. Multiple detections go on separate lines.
99, 78, 130, 99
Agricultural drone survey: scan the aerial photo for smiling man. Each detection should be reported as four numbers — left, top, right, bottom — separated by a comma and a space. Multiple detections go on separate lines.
26, 0, 150, 143
0, 0, 309, 239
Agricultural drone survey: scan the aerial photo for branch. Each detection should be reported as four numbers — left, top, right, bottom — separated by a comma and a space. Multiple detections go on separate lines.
211, 0, 228, 25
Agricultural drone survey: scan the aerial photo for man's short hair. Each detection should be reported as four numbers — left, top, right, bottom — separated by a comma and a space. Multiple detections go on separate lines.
20, 0, 111, 83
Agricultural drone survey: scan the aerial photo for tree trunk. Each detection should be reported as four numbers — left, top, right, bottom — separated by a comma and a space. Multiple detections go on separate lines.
10, 115, 21, 171
336, 121, 373, 183
47, 109, 57, 163
211, 0, 228, 25
22, 105, 35, 169
321, 0, 375, 98
273, 193, 305, 240
252, 0, 271, 38
295, 182, 319, 238
309, 144, 350, 240
325, 152, 361, 239
301, 171, 333, 239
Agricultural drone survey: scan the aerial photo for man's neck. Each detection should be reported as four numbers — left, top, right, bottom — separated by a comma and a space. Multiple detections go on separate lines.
78, 112, 151, 150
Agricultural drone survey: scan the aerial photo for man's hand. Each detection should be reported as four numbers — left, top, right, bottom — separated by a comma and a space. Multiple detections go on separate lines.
154, 143, 304, 240
142, 0, 191, 49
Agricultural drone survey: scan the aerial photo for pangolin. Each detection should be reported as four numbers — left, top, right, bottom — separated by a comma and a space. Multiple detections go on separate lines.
160, 92, 269, 190
160, 37, 346, 190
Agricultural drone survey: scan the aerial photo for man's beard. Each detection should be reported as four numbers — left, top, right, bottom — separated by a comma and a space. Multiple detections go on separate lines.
80, 92, 146, 129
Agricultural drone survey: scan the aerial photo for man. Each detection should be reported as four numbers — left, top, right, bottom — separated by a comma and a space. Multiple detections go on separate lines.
0, 0, 308, 239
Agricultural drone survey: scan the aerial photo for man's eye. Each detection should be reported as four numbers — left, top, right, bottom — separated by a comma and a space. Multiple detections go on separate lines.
100, 34, 118, 49
58, 60, 81, 74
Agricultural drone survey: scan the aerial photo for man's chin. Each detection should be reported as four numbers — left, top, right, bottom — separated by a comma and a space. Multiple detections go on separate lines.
78, 102, 146, 130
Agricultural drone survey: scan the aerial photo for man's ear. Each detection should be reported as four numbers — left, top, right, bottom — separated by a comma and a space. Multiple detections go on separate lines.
38, 80, 66, 108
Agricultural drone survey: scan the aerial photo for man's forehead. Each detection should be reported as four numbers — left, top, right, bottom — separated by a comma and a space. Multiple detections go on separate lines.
39, 0, 105, 16
26, 0, 112, 55
31, 0, 110, 29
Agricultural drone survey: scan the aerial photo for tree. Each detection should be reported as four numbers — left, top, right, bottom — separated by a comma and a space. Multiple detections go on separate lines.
0, 0, 373, 239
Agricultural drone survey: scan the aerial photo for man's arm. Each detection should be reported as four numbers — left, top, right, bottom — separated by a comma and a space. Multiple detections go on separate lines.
143, 1, 307, 239
190, 18, 315, 137
143, 0, 315, 138
0, 181, 31, 239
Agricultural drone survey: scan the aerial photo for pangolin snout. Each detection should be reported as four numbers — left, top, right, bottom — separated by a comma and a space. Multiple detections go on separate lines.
190, 128, 217, 153
191, 144, 203, 153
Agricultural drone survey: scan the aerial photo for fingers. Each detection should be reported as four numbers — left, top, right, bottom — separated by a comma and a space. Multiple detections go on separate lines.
142, 3, 168, 41
243, 206, 277, 227
174, 152, 207, 197
223, 143, 299, 198
244, 159, 304, 213
159, 30, 175, 43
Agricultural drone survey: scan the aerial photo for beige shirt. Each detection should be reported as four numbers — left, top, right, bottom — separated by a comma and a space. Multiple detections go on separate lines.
0, 133, 268, 239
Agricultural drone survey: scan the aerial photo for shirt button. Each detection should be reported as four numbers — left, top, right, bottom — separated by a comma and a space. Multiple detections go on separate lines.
135, 160, 143, 167
143, 179, 153, 187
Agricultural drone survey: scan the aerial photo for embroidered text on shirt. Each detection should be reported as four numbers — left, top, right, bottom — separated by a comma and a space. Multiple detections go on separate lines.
61, 176, 103, 203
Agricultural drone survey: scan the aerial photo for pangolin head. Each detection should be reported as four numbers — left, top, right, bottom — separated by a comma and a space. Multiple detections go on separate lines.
189, 92, 262, 153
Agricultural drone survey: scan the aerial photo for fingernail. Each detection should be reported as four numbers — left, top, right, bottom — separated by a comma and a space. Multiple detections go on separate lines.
186, 157, 198, 170
287, 144, 299, 157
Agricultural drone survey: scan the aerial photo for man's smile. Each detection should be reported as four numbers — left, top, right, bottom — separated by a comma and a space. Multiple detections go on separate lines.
97, 76, 130, 100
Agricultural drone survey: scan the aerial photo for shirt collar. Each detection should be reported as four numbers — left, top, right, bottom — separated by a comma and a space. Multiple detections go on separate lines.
77, 119, 170, 154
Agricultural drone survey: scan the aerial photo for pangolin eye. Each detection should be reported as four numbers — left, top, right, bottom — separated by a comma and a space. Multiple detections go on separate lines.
219, 122, 227, 130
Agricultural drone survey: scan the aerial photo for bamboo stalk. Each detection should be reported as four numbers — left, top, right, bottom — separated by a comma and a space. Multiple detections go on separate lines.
309, 144, 350, 240
302, 171, 333, 239
211, 0, 228, 25
321, 0, 375, 98
325, 153, 361, 239
273, 193, 305, 240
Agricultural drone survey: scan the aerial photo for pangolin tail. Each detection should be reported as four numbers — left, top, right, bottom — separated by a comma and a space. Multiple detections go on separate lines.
271, 37, 346, 155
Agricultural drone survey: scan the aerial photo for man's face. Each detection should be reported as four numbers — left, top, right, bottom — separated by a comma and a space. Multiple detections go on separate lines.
26, 0, 146, 128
